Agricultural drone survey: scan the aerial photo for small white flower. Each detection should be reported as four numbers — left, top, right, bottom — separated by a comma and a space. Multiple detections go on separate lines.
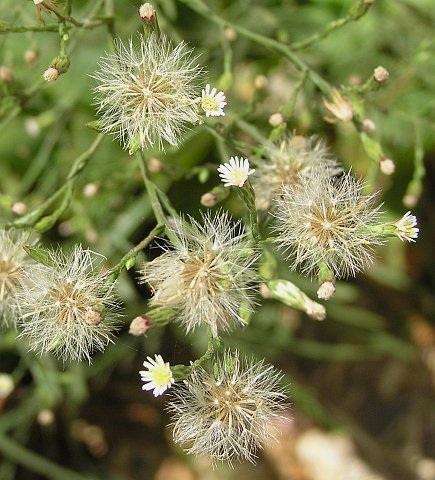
140, 354, 174, 397
394, 211, 419, 242
201, 84, 226, 117
218, 156, 255, 187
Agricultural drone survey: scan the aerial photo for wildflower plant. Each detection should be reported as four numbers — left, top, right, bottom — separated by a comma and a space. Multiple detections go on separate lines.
0, 0, 426, 476
17, 246, 119, 362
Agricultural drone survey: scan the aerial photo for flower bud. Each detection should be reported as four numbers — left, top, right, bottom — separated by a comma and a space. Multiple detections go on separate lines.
362, 118, 376, 133
269, 112, 285, 127
254, 75, 268, 90
24, 50, 38, 64
37, 409, 55, 426
83, 183, 99, 198
11, 201, 28, 216
129, 315, 152, 336
139, 3, 156, 22
380, 157, 395, 175
148, 157, 162, 173
317, 280, 336, 300
0, 374, 14, 399
0, 66, 13, 83
200, 192, 218, 208
43, 67, 60, 82
373, 66, 389, 83
225, 28, 237, 42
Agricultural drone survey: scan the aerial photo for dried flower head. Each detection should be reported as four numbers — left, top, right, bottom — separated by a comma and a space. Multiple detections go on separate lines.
17, 245, 118, 362
273, 171, 385, 279
168, 350, 287, 466
252, 134, 341, 210
92, 34, 202, 153
140, 354, 174, 396
323, 88, 353, 123
201, 84, 226, 117
140, 211, 259, 336
218, 157, 255, 188
0, 229, 35, 328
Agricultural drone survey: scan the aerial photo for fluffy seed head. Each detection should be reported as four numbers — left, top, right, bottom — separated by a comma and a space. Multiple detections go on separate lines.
168, 350, 287, 466
252, 134, 341, 210
92, 34, 202, 152
17, 245, 118, 362
140, 211, 259, 336
0, 229, 35, 328
273, 171, 385, 279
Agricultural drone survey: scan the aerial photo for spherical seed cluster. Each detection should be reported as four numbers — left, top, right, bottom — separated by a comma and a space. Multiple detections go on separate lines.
252, 134, 341, 210
140, 212, 259, 336
92, 33, 202, 152
0, 229, 35, 328
168, 351, 287, 465
274, 170, 385, 279
17, 245, 118, 362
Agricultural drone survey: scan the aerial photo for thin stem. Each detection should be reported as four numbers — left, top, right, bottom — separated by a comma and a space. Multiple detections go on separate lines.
290, 0, 374, 51
0, 433, 95, 480
107, 223, 165, 280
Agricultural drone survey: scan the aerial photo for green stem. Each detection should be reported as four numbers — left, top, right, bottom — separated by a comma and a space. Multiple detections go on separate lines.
290, 0, 374, 51
106, 223, 165, 281
0, 433, 95, 480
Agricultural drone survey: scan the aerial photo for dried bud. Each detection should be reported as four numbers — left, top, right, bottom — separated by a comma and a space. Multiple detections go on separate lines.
323, 89, 353, 123
129, 315, 152, 336
317, 281, 336, 301
269, 112, 285, 127
0, 66, 13, 83
139, 3, 156, 22
362, 118, 376, 133
24, 50, 38, 64
37, 409, 55, 426
43, 67, 60, 82
380, 158, 395, 175
225, 27, 237, 42
200, 191, 218, 208
0, 374, 14, 399
11, 202, 28, 216
254, 75, 268, 90
34, 0, 44, 4
373, 66, 389, 83
403, 193, 418, 209
148, 157, 162, 173
83, 183, 99, 198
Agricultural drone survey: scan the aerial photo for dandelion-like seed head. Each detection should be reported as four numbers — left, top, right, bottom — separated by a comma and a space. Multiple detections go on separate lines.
168, 350, 287, 466
253, 134, 341, 210
273, 171, 385, 279
92, 34, 203, 152
0, 229, 34, 329
218, 157, 255, 188
140, 354, 174, 396
140, 211, 259, 336
201, 84, 227, 117
17, 245, 119, 362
